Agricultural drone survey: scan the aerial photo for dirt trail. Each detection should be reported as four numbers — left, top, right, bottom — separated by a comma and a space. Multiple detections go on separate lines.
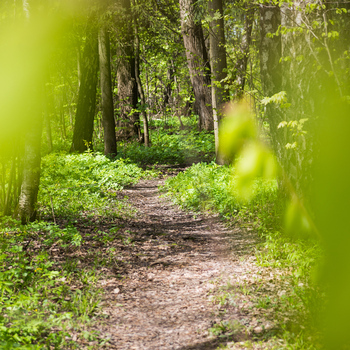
97, 177, 259, 350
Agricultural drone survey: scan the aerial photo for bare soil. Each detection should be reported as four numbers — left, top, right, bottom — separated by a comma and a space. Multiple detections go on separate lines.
92, 177, 268, 350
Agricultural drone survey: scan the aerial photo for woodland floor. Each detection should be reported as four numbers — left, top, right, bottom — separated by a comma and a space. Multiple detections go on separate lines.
66, 172, 285, 349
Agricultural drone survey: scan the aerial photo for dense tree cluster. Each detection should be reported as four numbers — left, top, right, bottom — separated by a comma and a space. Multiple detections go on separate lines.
0, 0, 348, 222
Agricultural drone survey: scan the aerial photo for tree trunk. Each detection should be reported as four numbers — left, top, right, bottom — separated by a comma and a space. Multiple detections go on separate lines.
163, 60, 174, 109
17, 114, 42, 224
179, 0, 213, 131
116, 0, 140, 140
99, 24, 117, 157
259, 3, 282, 156
235, 5, 255, 98
44, 81, 53, 153
70, 19, 99, 153
133, 0, 150, 147
208, 0, 228, 164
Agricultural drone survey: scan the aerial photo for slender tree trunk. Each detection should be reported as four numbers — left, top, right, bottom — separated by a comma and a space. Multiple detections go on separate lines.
163, 60, 174, 109
116, 0, 140, 140
179, 0, 213, 131
17, 113, 42, 224
70, 19, 99, 153
235, 5, 255, 98
208, 0, 228, 164
259, 3, 282, 155
133, 1, 150, 147
99, 24, 117, 157
14, 0, 44, 223
44, 81, 53, 153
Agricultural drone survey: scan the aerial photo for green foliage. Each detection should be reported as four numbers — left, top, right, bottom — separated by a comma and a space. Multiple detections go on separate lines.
39, 152, 152, 219
164, 162, 278, 219
219, 102, 278, 201
209, 320, 245, 339
118, 116, 215, 165
261, 91, 291, 109
0, 151, 153, 348
0, 219, 103, 349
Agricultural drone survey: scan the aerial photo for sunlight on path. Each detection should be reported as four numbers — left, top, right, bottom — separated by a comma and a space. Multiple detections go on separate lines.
96, 178, 256, 350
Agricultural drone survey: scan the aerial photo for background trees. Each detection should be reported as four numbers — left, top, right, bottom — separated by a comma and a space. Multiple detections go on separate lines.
0, 0, 348, 219
0, 0, 348, 216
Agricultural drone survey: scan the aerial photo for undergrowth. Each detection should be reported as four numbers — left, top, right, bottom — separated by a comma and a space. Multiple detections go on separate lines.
0, 218, 105, 349
163, 162, 323, 349
0, 152, 153, 349
116, 116, 215, 165
39, 152, 155, 220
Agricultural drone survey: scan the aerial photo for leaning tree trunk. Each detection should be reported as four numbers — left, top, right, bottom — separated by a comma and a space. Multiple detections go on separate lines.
208, 0, 228, 163
179, 0, 213, 131
99, 24, 117, 157
116, 0, 140, 140
70, 19, 99, 153
11, 0, 45, 223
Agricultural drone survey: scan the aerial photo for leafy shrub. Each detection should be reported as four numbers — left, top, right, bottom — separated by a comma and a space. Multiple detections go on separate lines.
163, 162, 277, 217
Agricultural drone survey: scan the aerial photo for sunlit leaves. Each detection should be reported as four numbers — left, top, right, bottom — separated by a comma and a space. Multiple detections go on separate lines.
235, 141, 277, 200
284, 196, 312, 239
261, 91, 290, 109
219, 102, 256, 160
219, 101, 278, 200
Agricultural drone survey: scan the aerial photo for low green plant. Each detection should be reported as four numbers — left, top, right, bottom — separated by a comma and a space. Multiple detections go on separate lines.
63, 287, 102, 319
117, 116, 215, 165
0, 211, 105, 348
39, 152, 153, 219
209, 320, 245, 339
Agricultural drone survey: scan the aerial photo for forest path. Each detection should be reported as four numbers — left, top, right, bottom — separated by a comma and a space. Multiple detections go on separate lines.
96, 176, 260, 350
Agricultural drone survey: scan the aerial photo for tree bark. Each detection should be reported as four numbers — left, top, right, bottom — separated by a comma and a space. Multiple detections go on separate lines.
116, 0, 140, 140
208, 0, 228, 164
17, 113, 42, 224
70, 19, 99, 153
163, 60, 174, 109
259, 3, 282, 155
235, 5, 255, 98
99, 24, 117, 157
133, 0, 150, 147
179, 0, 213, 131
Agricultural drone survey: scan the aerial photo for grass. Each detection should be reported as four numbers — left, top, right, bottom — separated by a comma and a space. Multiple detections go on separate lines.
0, 219, 105, 349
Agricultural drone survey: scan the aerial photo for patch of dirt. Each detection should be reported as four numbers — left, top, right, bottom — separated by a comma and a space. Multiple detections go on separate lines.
92, 178, 264, 349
